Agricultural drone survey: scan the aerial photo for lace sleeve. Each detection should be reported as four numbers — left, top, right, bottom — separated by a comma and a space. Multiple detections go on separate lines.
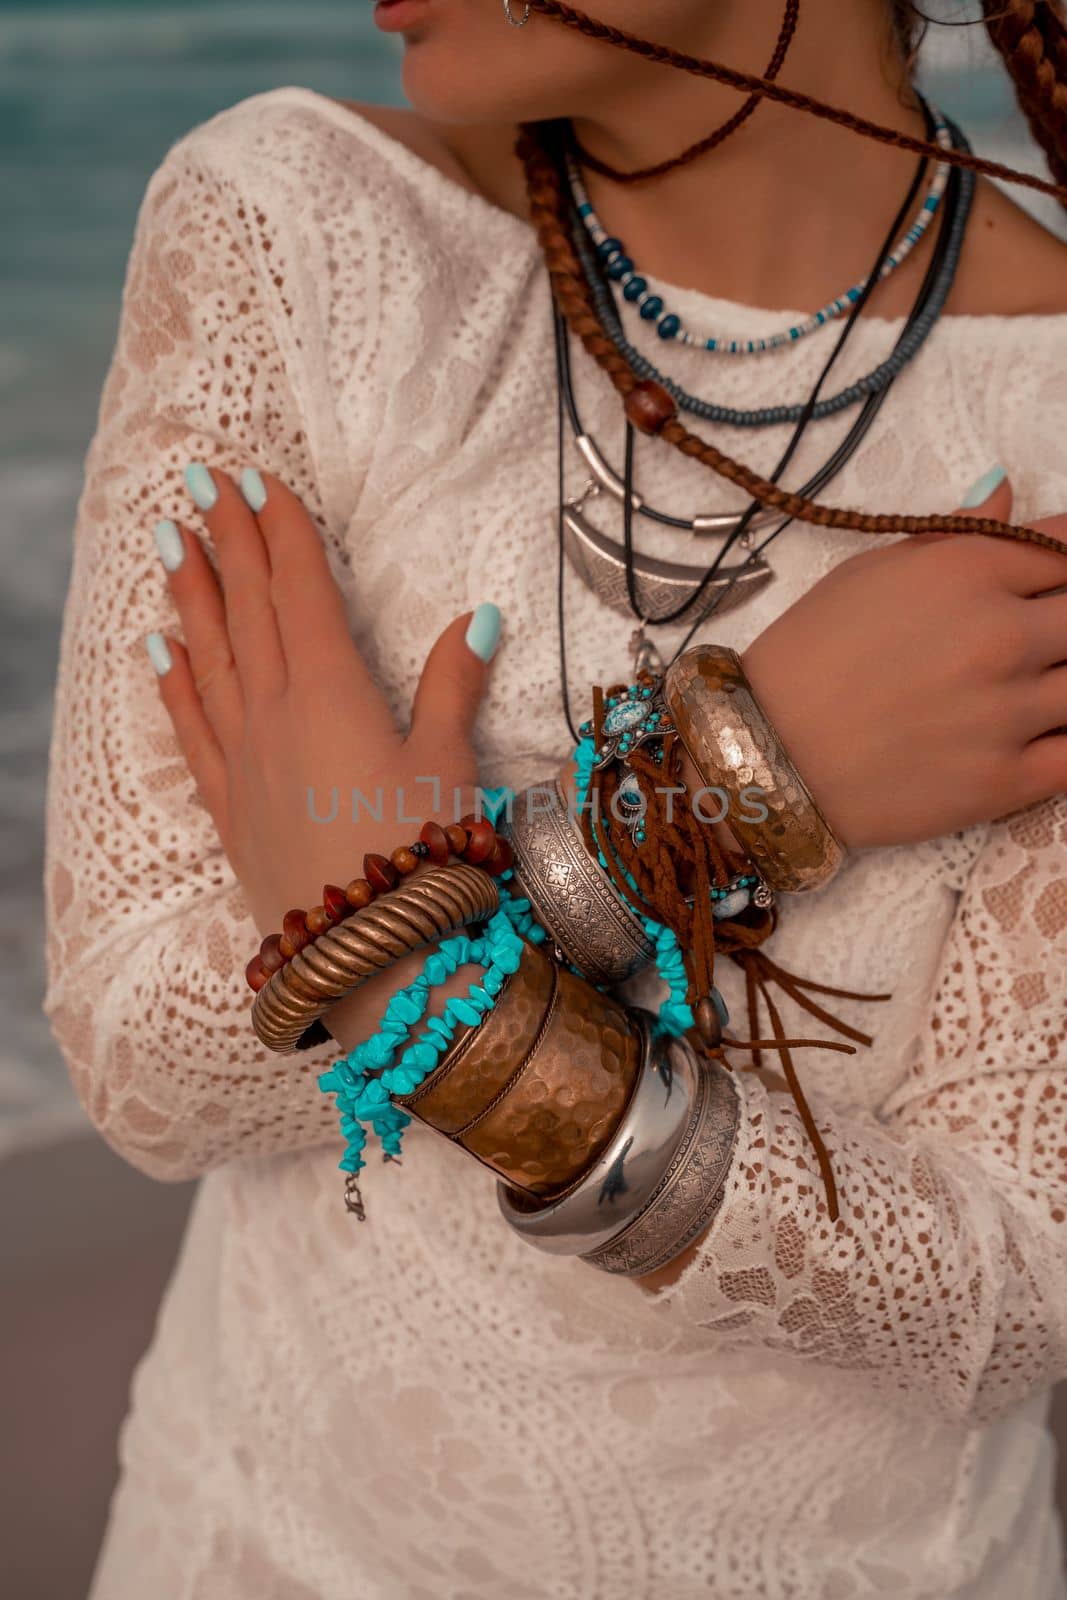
645, 798, 1067, 1423
41, 131, 355, 1180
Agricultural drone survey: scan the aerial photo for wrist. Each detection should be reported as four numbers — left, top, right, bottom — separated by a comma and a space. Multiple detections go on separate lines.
739, 636, 850, 849
665, 643, 845, 893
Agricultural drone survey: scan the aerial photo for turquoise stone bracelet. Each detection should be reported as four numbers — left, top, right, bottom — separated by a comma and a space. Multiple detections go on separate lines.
318, 877, 546, 1177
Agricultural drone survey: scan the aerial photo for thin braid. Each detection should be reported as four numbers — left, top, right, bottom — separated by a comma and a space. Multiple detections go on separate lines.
518, 124, 1067, 551
983, 0, 1067, 197
526, 0, 1067, 206
573, 0, 800, 184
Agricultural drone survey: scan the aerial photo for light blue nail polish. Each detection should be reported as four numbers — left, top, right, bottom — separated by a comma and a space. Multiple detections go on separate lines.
146, 632, 173, 676
240, 468, 267, 513
960, 464, 1005, 509
465, 602, 502, 663
184, 462, 218, 511
153, 519, 185, 573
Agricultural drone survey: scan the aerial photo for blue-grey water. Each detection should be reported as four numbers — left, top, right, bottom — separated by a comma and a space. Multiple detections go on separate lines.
0, 2, 1051, 1150
0, 0, 404, 1149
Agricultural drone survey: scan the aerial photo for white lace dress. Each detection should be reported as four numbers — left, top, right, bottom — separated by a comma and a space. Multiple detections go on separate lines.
43, 87, 1067, 1599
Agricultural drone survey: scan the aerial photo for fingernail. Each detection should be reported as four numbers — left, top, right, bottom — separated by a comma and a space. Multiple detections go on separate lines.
240, 468, 267, 513
184, 462, 218, 511
146, 632, 172, 676
153, 519, 185, 573
961, 464, 1005, 508
465, 602, 502, 663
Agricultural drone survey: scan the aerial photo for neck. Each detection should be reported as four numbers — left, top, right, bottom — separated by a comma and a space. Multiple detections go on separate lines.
454, 2, 933, 316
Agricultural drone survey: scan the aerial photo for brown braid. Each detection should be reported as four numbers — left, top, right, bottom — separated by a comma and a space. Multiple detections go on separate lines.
518, 124, 1067, 549
571, 0, 800, 184
982, 1, 1067, 194
526, 0, 1067, 206
529, 0, 1067, 1216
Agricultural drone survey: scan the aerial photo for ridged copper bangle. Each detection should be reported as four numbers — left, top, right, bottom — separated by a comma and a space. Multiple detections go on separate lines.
250, 863, 500, 1054
394, 936, 642, 1198
664, 643, 845, 894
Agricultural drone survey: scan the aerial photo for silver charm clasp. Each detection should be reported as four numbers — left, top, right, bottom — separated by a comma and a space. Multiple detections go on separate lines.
630, 627, 664, 681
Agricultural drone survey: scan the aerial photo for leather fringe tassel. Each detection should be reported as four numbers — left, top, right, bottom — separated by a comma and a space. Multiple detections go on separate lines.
577, 700, 892, 1222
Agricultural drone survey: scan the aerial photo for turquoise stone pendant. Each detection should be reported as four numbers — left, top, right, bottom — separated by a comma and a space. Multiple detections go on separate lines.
578, 679, 677, 771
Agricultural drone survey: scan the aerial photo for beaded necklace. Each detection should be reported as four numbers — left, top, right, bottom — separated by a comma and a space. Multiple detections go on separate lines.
562, 112, 974, 429
565, 108, 953, 353
554, 107, 970, 720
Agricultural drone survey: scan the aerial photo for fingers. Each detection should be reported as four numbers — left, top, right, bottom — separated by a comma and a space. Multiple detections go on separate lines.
1016, 725, 1067, 810
931, 465, 1067, 593
152, 517, 243, 747
1018, 512, 1067, 590
1017, 662, 1067, 741
182, 463, 286, 700
408, 604, 502, 747
986, 515, 1067, 596
904, 467, 1016, 549
1020, 589, 1067, 670
225, 466, 398, 741
239, 467, 350, 656
144, 632, 229, 837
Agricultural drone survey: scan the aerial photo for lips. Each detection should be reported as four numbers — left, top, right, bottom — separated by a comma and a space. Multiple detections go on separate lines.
373, 0, 433, 29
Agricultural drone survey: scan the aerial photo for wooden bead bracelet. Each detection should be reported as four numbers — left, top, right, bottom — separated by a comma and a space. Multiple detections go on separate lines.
245, 816, 513, 994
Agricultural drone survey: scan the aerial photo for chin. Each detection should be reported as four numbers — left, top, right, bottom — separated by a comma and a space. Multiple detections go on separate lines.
387, 0, 621, 126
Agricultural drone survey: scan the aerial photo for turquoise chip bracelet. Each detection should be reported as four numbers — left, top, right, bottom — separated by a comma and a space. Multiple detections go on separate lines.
574, 737, 732, 1042
318, 875, 545, 1178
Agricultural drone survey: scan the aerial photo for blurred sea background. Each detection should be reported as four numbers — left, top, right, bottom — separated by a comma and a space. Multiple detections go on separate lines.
0, 2, 1060, 1153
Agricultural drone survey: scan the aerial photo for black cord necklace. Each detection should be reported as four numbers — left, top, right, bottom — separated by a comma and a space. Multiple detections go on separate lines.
554, 103, 974, 732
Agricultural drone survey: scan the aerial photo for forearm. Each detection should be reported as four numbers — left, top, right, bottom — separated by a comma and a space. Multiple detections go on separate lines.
43, 892, 338, 1180
637, 1066, 1067, 1422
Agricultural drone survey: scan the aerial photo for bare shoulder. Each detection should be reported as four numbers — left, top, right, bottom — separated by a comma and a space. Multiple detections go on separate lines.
949, 176, 1067, 317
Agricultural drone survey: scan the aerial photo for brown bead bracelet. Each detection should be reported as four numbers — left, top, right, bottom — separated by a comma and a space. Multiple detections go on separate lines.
244, 816, 513, 994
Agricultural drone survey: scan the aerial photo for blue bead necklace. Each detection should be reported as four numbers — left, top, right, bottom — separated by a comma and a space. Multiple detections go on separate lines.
565, 108, 952, 355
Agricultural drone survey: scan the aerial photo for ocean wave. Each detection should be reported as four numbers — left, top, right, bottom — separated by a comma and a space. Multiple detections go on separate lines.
0, 2, 393, 62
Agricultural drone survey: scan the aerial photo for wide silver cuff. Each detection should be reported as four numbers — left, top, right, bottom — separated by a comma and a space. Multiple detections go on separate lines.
581, 1044, 739, 1277
496, 1010, 693, 1256
497, 1014, 740, 1278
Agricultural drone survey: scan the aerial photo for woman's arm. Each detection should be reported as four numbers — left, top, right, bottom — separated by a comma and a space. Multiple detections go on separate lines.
41, 136, 355, 1180
639, 794, 1067, 1424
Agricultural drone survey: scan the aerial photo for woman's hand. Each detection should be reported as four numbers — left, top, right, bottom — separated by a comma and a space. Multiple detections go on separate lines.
740, 472, 1067, 848
146, 462, 502, 937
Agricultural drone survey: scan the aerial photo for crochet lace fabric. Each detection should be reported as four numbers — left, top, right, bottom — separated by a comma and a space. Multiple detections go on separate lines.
44, 88, 1067, 1599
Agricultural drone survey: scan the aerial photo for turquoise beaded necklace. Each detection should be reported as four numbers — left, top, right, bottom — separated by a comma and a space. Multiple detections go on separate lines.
564, 108, 952, 355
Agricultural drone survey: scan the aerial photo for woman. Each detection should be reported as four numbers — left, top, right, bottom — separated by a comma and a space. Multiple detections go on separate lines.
43, 0, 1067, 1594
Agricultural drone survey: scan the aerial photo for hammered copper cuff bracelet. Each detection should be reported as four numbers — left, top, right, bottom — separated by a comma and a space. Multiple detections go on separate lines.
393, 935, 642, 1198
664, 644, 845, 894
251, 863, 500, 1054
496, 1010, 698, 1256
496, 1022, 739, 1278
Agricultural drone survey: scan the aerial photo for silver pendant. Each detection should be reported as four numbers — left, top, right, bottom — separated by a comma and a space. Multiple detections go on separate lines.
563, 489, 774, 626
